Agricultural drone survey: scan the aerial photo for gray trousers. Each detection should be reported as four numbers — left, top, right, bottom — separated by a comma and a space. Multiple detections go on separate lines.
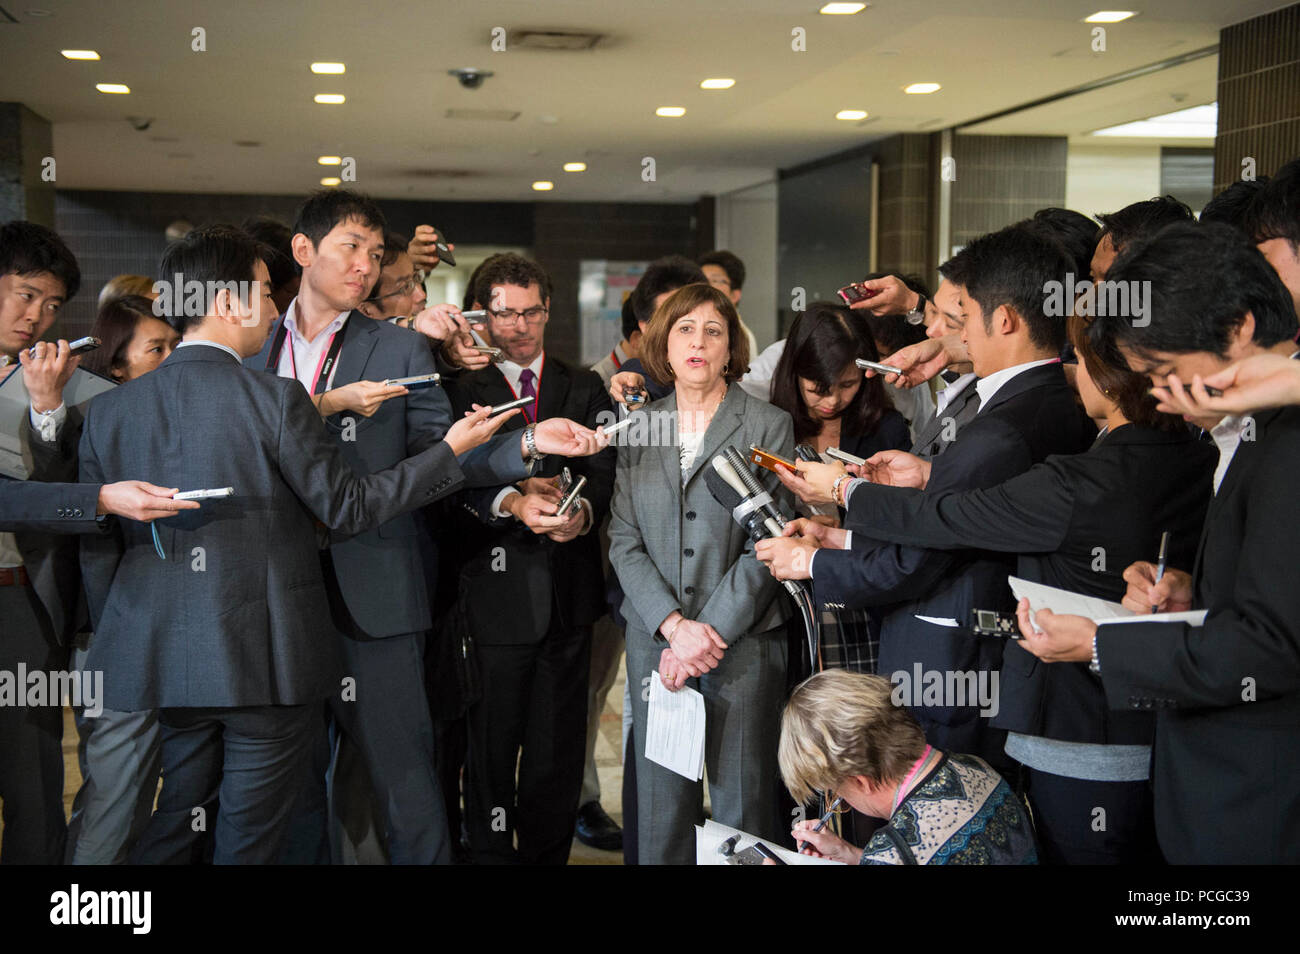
626, 624, 787, 865
66, 639, 161, 865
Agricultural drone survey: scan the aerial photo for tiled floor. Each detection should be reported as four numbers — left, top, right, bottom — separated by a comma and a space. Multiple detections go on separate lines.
2, 659, 631, 865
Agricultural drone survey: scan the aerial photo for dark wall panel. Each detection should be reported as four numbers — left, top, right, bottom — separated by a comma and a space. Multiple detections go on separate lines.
1214, 2, 1300, 192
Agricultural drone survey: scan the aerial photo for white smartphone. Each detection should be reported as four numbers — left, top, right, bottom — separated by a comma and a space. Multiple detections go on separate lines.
488, 395, 533, 417
600, 416, 636, 437
174, 487, 235, 501
825, 447, 867, 467
855, 358, 904, 376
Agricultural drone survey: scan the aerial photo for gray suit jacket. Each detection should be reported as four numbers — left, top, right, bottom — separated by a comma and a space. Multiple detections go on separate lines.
607, 383, 793, 646
78, 344, 466, 710
13, 404, 91, 642
248, 311, 527, 638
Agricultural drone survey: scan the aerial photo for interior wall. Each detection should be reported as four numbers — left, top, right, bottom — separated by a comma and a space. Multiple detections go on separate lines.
714, 180, 777, 350
1066, 143, 1163, 222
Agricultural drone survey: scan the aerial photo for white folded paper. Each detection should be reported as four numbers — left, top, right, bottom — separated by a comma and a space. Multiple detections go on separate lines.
646, 672, 706, 781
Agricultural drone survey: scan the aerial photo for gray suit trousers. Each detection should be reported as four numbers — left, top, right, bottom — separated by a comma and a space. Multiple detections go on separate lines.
626, 624, 788, 865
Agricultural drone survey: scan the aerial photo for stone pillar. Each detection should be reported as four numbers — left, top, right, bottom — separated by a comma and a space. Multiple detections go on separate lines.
0, 103, 55, 226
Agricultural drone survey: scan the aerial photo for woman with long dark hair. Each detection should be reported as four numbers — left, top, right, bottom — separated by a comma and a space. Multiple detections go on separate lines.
768, 302, 910, 674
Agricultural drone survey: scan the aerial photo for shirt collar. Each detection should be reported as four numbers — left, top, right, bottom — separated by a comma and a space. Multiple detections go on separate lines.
283, 298, 349, 342
974, 358, 1059, 412
499, 351, 545, 384
176, 339, 243, 363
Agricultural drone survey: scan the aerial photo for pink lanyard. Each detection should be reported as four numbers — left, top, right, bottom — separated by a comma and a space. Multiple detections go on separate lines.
287, 331, 339, 395
891, 744, 933, 815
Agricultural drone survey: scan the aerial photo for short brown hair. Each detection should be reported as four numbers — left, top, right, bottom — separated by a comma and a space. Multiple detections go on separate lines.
638, 283, 749, 386
778, 670, 927, 804
1068, 310, 1183, 432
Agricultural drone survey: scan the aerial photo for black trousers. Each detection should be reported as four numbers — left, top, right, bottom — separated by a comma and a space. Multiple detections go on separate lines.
0, 584, 68, 865
1024, 766, 1162, 865
465, 616, 591, 865
133, 704, 315, 865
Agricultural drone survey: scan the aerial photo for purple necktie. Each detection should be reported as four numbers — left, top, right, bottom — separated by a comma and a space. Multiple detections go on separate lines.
517, 368, 537, 423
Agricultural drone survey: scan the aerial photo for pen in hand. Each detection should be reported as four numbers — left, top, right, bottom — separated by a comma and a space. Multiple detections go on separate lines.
1151, 530, 1170, 614
798, 796, 844, 852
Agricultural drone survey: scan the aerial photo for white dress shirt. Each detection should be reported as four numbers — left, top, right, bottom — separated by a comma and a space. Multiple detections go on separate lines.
276, 299, 349, 393
974, 357, 1060, 413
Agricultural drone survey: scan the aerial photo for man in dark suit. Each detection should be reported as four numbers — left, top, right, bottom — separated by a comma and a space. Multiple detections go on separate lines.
77, 224, 519, 865
441, 253, 616, 864
251, 191, 601, 865
761, 225, 1095, 771
1019, 222, 1300, 864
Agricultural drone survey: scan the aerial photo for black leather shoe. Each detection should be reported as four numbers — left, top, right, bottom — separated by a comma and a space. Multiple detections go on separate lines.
575, 801, 623, 851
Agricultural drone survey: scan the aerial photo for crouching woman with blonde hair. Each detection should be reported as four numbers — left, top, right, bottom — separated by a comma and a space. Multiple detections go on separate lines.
778, 671, 1038, 865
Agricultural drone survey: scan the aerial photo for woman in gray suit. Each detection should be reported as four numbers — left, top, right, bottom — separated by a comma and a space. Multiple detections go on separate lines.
608, 282, 794, 864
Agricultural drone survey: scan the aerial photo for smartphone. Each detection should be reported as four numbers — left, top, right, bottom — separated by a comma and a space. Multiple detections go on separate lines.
749, 445, 797, 474
794, 443, 822, 462
472, 345, 504, 360
855, 358, 904, 376
556, 474, 587, 517
970, 608, 1024, 639
432, 232, 456, 267
837, 282, 879, 306
27, 335, 100, 357
825, 446, 867, 467
384, 373, 442, 390
458, 311, 498, 354
488, 395, 533, 417
600, 415, 636, 437
174, 487, 235, 501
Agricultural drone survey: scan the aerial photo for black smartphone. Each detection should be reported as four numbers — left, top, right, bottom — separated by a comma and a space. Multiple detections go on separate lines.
794, 443, 821, 462
488, 395, 533, 417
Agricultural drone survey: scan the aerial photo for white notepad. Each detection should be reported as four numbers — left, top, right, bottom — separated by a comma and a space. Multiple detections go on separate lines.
1009, 576, 1206, 629
646, 673, 706, 781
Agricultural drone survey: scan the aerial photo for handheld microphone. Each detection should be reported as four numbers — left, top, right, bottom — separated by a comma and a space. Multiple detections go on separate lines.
705, 453, 801, 598
722, 445, 787, 534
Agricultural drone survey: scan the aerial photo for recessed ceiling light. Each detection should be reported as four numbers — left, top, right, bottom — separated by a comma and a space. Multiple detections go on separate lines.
656, 106, 686, 117
835, 109, 868, 120
320, 177, 341, 187
532, 180, 555, 191
311, 62, 346, 74
1084, 11, 1136, 22
61, 50, 99, 60
820, 3, 866, 14
314, 93, 345, 104
318, 156, 342, 165
563, 162, 587, 172
904, 82, 941, 94
96, 83, 130, 94
1091, 102, 1216, 138
700, 78, 735, 89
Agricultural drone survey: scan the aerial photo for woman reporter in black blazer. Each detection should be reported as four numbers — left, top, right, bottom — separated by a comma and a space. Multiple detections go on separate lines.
763, 311, 1217, 864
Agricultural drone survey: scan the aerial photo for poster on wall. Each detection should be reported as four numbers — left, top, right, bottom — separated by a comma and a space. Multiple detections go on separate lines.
579, 260, 647, 367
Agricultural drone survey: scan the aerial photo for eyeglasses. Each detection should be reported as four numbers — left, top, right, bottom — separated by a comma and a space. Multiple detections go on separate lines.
367, 274, 421, 302
488, 306, 548, 326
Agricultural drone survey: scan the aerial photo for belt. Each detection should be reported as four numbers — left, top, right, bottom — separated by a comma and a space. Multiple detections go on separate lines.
0, 565, 31, 586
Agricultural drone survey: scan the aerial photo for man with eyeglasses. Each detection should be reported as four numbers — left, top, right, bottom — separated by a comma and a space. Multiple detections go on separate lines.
438, 252, 616, 864
254, 191, 603, 865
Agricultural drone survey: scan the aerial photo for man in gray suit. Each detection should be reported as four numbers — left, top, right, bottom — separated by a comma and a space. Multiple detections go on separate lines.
77, 224, 519, 864
251, 190, 600, 865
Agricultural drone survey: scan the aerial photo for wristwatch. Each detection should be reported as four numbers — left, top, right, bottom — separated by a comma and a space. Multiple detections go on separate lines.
905, 293, 929, 325
523, 422, 545, 463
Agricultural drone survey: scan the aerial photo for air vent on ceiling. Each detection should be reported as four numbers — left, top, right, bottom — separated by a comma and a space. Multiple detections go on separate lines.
445, 108, 520, 121
511, 30, 603, 51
